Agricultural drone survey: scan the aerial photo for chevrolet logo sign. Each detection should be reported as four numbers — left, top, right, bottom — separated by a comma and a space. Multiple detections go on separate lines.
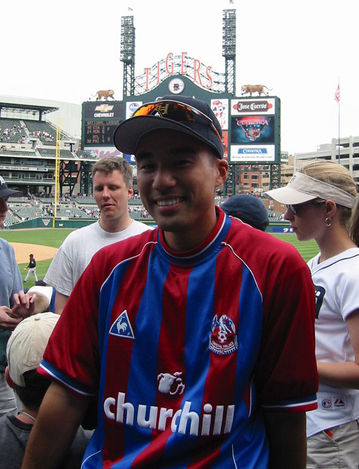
95, 104, 114, 112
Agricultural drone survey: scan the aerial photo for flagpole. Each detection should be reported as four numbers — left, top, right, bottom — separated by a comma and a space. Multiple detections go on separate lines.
335, 83, 341, 163
338, 95, 341, 163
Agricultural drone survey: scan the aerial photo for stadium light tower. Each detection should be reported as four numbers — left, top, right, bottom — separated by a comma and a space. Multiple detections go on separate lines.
222, 9, 236, 96
121, 15, 135, 97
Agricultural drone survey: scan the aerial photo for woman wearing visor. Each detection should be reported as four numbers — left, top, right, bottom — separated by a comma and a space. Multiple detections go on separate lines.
266, 160, 359, 468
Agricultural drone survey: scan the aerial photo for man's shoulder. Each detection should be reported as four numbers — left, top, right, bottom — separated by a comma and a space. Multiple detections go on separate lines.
0, 237, 12, 250
0, 237, 16, 262
226, 219, 305, 272
0, 415, 28, 466
130, 220, 154, 234
229, 219, 297, 254
62, 222, 99, 244
93, 226, 158, 261
0, 413, 29, 436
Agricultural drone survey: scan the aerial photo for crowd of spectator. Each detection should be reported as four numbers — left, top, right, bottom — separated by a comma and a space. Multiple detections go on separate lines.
0, 192, 285, 228
2, 193, 153, 227
0, 122, 27, 144
28, 130, 54, 143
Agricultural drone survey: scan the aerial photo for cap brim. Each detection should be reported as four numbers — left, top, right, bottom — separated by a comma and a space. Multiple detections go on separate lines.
114, 116, 214, 155
265, 186, 317, 205
0, 188, 22, 198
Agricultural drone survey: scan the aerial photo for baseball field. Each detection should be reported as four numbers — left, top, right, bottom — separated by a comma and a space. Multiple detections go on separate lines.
0, 228, 320, 289
1, 228, 74, 287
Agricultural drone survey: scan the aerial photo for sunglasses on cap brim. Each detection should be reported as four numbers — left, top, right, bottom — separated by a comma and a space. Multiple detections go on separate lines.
132, 100, 223, 145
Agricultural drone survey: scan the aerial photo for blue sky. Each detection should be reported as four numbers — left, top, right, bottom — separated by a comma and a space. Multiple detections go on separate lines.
1, 0, 357, 154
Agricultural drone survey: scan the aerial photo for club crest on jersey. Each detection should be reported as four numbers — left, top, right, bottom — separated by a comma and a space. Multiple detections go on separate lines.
209, 314, 238, 356
109, 310, 135, 339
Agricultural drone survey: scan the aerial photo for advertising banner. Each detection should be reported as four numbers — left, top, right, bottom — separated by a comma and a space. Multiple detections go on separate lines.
229, 97, 280, 164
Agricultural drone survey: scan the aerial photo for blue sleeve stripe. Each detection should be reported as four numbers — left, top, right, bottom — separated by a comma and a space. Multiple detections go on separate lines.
39, 360, 95, 398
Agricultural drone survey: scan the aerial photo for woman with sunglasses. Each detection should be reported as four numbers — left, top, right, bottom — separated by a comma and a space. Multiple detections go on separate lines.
266, 160, 359, 468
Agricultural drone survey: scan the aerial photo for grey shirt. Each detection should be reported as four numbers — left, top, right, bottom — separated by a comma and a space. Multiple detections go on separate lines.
0, 414, 92, 468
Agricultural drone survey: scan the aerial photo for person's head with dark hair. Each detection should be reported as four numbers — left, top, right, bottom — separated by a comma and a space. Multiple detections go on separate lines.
5, 312, 59, 412
113, 95, 228, 250
220, 194, 269, 231
3, 314, 91, 467
113, 95, 224, 159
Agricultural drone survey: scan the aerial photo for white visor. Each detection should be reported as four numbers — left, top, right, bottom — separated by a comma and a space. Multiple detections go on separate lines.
265, 172, 356, 208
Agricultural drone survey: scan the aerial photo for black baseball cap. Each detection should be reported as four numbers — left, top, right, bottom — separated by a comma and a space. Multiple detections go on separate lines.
0, 176, 21, 199
220, 194, 269, 231
113, 95, 224, 158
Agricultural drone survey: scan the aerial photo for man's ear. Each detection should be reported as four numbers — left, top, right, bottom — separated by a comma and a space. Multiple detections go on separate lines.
4, 366, 15, 389
216, 159, 229, 188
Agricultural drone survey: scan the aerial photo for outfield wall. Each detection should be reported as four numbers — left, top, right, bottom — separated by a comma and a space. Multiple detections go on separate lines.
6, 218, 155, 229
6, 218, 290, 232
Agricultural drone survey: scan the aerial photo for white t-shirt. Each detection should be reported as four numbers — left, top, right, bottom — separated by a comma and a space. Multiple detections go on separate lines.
44, 220, 151, 296
306, 247, 359, 437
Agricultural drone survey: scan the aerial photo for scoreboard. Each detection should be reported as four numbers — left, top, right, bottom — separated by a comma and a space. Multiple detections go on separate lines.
85, 120, 122, 146
81, 101, 126, 159
81, 95, 280, 165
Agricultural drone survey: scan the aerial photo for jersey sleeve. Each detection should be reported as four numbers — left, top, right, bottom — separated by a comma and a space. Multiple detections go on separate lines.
255, 244, 318, 413
39, 255, 103, 397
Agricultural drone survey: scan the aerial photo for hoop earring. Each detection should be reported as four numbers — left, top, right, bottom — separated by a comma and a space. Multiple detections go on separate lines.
324, 217, 332, 227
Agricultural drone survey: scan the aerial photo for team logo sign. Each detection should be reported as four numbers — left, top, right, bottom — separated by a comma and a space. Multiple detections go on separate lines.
209, 314, 238, 356
235, 116, 271, 142
109, 310, 135, 339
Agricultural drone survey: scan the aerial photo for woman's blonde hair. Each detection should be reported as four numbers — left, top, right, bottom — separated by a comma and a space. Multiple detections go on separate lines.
300, 160, 359, 244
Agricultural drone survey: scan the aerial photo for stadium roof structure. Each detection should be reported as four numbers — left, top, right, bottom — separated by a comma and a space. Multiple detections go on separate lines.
0, 101, 58, 119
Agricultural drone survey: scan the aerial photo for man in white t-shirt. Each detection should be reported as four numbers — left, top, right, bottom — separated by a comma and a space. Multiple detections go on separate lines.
44, 157, 151, 314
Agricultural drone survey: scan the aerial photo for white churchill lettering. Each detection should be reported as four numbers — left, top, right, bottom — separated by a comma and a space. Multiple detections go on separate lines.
103, 392, 235, 437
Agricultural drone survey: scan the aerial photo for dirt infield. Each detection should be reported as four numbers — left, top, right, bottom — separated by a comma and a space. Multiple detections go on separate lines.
10, 242, 58, 264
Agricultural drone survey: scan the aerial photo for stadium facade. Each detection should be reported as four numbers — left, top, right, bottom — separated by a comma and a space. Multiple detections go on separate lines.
294, 136, 359, 188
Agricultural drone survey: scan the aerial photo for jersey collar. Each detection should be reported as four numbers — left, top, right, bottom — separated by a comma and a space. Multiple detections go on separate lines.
159, 207, 231, 263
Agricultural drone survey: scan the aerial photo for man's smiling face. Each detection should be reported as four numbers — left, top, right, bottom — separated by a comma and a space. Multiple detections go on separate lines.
136, 129, 227, 251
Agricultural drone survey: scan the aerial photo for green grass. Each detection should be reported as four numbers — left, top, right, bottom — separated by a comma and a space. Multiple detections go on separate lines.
0, 228, 74, 288
0, 228, 320, 288
0, 228, 74, 248
271, 233, 319, 262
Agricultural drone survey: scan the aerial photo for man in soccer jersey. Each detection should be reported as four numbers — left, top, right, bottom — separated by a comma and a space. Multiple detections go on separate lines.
22, 96, 318, 469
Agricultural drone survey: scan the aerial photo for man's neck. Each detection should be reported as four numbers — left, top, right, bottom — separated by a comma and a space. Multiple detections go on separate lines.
16, 407, 37, 425
99, 215, 133, 233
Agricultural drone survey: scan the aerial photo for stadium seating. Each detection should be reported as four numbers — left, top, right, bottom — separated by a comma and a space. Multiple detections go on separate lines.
0, 119, 27, 144
38, 148, 74, 158
25, 120, 57, 145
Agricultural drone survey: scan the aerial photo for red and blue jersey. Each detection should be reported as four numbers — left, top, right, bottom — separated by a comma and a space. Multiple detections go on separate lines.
40, 209, 317, 468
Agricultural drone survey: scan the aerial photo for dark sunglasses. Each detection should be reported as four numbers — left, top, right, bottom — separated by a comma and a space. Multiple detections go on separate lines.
132, 100, 223, 144
287, 200, 325, 215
